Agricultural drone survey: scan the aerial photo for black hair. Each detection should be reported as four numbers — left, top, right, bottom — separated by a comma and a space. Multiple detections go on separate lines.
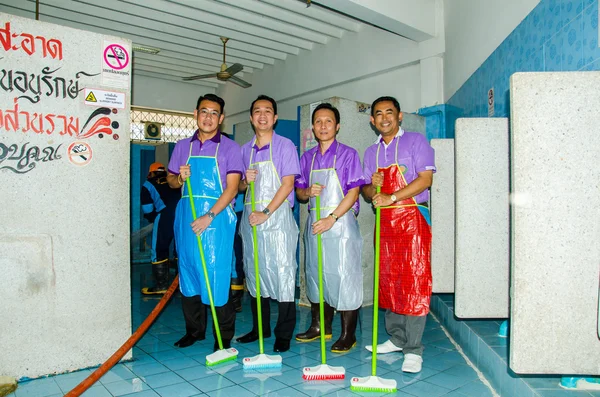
196, 93, 225, 114
250, 95, 277, 115
370, 96, 401, 116
311, 103, 340, 125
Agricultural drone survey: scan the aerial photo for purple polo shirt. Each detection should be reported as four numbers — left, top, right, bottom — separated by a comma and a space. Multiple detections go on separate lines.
241, 132, 300, 207
168, 131, 243, 200
296, 140, 365, 214
363, 130, 436, 204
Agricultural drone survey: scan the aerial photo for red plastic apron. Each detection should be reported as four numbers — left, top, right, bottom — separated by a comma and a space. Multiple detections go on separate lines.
377, 160, 432, 316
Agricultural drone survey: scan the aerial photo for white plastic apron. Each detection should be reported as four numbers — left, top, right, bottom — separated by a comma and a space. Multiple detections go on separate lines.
304, 147, 363, 310
240, 139, 299, 302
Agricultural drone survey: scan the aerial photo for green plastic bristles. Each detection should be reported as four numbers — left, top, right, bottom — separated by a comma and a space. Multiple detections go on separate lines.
206, 349, 238, 367
185, 177, 234, 364
350, 375, 397, 393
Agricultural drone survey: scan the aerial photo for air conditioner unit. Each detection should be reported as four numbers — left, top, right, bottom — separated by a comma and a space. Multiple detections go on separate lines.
143, 122, 162, 140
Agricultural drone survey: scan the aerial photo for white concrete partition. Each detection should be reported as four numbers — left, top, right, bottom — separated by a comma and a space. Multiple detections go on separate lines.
430, 139, 455, 293
454, 118, 509, 318
509, 72, 600, 375
0, 13, 131, 378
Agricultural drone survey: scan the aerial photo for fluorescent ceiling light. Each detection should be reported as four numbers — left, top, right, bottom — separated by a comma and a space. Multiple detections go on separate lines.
132, 44, 160, 55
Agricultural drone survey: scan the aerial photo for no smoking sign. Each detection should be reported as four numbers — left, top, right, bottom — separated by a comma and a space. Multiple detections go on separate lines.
101, 40, 131, 89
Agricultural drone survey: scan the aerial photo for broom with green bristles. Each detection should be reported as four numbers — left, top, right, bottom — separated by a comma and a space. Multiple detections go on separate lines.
185, 178, 238, 367
302, 192, 345, 381
351, 186, 397, 392
242, 181, 283, 370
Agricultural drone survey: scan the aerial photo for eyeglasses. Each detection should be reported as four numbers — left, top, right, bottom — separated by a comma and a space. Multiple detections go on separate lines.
198, 109, 220, 118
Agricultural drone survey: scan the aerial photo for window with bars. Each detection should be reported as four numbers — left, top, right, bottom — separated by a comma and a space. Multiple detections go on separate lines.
130, 106, 197, 143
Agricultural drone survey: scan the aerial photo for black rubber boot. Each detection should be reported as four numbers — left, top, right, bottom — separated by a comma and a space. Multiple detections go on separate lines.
331, 309, 359, 353
295, 302, 333, 342
229, 277, 244, 313
142, 259, 169, 295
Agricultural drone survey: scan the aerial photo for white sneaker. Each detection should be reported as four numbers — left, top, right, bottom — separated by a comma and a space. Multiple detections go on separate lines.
365, 339, 403, 354
401, 353, 423, 373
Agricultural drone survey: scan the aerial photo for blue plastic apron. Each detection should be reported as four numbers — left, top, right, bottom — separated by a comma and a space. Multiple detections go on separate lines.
174, 143, 236, 306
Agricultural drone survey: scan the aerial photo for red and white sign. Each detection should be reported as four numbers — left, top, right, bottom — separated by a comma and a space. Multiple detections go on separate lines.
67, 141, 93, 166
101, 40, 131, 89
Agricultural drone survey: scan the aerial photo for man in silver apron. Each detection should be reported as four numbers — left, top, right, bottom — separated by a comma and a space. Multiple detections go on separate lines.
295, 103, 364, 352
237, 95, 300, 353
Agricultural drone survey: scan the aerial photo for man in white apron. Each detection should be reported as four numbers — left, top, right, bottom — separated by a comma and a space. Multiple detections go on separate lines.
237, 95, 300, 353
295, 103, 364, 352
167, 94, 243, 351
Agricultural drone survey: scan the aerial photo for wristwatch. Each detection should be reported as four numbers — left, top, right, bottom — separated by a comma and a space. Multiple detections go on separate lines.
262, 208, 271, 217
390, 194, 398, 203
329, 213, 339, 222
207, 210, 216, 219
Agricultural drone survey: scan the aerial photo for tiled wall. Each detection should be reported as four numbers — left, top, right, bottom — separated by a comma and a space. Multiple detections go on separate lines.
447, 0, 599, 118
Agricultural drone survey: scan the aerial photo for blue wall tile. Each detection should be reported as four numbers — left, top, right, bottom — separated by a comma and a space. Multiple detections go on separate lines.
448, 0, 600, 116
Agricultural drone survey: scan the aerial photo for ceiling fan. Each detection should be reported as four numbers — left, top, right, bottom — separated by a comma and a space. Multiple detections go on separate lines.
182, 37, 252, 88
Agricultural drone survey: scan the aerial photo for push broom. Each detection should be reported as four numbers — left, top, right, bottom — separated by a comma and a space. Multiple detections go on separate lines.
185, 178, 238, 367
302, 193, 345, 380
243, 181, 283, 370
351, 187, 397, 392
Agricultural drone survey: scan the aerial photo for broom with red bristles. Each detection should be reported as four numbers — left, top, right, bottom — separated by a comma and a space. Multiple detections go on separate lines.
302, 192, 345, 381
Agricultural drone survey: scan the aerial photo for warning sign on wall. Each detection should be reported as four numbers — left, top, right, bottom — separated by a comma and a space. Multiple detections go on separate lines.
101, 40, 131, 89
84, 88, 126, 109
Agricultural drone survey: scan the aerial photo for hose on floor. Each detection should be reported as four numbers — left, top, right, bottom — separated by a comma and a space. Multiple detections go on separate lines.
64, 275, 179, 397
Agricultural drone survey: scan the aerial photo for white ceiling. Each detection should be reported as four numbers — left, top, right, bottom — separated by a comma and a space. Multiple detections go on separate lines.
1, 1, 438, 90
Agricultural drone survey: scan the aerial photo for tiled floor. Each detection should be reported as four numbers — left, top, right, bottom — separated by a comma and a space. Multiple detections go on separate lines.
8, 265, 494, 397
431, 295, 600, 397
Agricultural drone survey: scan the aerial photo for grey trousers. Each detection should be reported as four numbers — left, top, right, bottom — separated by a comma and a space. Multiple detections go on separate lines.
385, 310, 427, 356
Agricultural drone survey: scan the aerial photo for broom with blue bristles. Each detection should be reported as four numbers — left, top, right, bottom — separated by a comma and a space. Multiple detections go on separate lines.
243, 180, 283, 370
351, 186, 397, 392
185, 177, 238, 367
302, 191, 345, 380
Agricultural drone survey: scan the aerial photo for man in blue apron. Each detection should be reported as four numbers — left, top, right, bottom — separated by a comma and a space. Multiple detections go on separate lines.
237, 95, 301, 353
141, 162, 180, 295
167, 94, 243, 350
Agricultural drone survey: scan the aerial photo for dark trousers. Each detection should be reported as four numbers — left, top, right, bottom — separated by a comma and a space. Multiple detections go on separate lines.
233, 211, 244, 279
154, 211, 177, 262
250, 296, 296, 341
181, 295, 235, 341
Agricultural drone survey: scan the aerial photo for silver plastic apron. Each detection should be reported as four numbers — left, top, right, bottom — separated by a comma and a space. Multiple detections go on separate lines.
239, 139, 299, 302
304, 148, 363, 310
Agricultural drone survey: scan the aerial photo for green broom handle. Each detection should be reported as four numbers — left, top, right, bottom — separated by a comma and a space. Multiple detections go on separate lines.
372, 186, 381, 376
250, 181, 264, 355
185, 177, 224, 350
316, 193, 326, 365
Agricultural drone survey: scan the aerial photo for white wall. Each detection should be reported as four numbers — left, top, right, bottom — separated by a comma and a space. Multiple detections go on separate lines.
443, 0, 539, 101
132, 74, 215, 112
218, 23, 425, 133
221, 63, 421, 134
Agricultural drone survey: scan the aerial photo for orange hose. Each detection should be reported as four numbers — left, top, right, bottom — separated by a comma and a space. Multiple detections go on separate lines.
65, 275, 179, 397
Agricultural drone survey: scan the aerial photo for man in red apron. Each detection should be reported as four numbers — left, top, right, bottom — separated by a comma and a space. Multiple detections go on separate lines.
362, 96, 436, 374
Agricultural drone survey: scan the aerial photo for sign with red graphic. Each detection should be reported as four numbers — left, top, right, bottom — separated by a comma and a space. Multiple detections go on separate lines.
67, 141, 93, 166
101, 40, 131, 89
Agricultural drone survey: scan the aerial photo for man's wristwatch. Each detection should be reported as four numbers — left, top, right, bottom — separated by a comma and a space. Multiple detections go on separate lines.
262, 208, 271, 217
390, 194, 398, 203
329, 213, 339, 222
207, 210, 216, 219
